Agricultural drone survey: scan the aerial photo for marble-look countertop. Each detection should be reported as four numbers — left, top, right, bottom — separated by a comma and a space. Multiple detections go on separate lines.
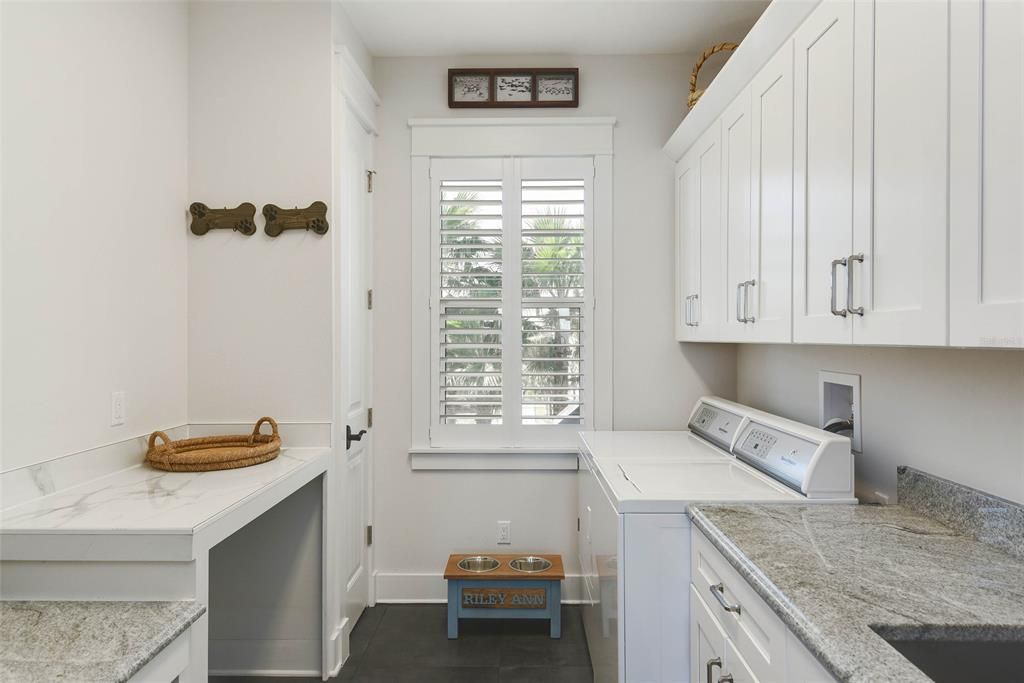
0, 600, 205, 682
690, 504, 1024, 683
0, 447, 329, 534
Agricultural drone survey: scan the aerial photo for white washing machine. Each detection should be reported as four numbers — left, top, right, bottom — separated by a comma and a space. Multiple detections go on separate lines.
576, 397, 856, 683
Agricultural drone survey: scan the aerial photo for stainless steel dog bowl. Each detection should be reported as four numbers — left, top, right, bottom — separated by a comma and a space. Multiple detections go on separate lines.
509, 556, 552, 573
458, 556, 500, 573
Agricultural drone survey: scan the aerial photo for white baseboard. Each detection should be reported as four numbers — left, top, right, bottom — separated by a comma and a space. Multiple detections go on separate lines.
374, 570, 584, 604
208, 669, 321, 677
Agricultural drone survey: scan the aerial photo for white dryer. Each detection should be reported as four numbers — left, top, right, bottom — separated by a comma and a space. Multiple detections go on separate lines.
576, 397, 856, 683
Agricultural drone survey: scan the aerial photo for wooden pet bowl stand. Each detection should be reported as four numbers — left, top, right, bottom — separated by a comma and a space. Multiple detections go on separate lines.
443, 553, 565, 639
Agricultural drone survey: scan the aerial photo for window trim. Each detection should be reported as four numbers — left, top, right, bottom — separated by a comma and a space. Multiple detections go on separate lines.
409, 117, 615, 464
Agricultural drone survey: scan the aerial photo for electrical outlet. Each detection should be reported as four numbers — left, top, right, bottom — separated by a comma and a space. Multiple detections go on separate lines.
110, 391, 126, 427
497, 520, 511, 545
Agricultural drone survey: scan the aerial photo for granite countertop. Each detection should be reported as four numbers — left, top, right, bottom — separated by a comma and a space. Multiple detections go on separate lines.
689, 500, 1024, 683
0, 600, 205, 682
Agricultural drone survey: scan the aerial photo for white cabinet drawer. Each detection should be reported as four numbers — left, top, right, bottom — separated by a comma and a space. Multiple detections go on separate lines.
692, 530, 786, 683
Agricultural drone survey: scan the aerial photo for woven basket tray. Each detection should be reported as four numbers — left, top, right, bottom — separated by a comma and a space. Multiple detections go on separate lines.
146, 417, 281, 472
688, 42, 738, 109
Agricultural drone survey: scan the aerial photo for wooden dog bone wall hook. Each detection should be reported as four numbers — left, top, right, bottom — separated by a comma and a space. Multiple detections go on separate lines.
189, 202, 257, 236
263, 201, 329, 237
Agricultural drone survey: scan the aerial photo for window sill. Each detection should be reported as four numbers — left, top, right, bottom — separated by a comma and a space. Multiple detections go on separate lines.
408, 447, 579, 471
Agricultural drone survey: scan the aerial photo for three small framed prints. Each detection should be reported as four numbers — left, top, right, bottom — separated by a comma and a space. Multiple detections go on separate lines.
448, 68, 579, 108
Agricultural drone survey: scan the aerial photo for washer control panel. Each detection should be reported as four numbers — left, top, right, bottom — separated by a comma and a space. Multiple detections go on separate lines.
688, 402, 743, 450
734, 421, 819, 490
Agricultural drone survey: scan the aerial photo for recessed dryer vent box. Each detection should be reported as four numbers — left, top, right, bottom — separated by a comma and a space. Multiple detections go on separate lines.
819, 371, 862, 453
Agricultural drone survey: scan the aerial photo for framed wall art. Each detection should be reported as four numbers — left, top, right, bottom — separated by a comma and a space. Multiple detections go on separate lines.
448, 68, 579, 108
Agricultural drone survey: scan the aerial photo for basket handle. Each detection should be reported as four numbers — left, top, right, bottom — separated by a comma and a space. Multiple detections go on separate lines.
689, 42, 738, 97
250, 417, 279, 443
148, 431, 173, 452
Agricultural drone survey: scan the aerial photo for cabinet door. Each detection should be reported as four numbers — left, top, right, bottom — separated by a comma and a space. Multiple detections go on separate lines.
793, 0, 856, 344
950, 0, 1024, 348
695, 121, 725, 340
749, 41, 795, 343
691, 585, 727, 683
724, 639, 761, 683
676, 150, 701, 341
722, 90, 754, 342
849, 0, 949, 346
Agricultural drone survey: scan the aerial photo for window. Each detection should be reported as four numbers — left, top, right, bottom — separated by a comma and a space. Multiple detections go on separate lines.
428, 157, 595, 448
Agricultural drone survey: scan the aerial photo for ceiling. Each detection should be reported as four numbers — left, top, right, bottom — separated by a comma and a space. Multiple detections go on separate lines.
340, 0, 771, 57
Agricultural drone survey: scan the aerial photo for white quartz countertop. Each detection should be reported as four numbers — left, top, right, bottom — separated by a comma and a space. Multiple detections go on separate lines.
1, 447, 328, 534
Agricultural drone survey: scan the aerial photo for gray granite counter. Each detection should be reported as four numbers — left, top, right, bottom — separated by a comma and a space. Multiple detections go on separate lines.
690, 482, 1024, 682
0, 600, 205, 682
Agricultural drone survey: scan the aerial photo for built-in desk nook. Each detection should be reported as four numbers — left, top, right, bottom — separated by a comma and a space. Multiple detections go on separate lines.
0, 446, 331, 681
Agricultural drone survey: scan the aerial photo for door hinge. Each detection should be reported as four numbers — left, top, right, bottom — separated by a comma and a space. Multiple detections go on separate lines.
367, 288, 373, 310
367, 407, 373, 428
366, 525, 373, 546
366, 170, 376, 193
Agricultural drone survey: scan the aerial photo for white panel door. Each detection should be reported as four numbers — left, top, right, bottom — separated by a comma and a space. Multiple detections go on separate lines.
340, 109, 373, 637
722, 89, 754, 342
676, 149, 701, 341
695, 121, 725, 340
950, 0, 1024, 348
850, 0, 949, 346
690, 585, 728, 683
749, 41, 795, 344
793, 0, 856, 344
724, 638, 761, 683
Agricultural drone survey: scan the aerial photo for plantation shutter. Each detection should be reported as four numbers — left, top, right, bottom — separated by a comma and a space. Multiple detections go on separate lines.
429, 157, 594, 447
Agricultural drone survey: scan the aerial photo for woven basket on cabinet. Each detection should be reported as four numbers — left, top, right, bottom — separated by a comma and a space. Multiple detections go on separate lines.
688, 42, 738, 109
145, 417, 281, 472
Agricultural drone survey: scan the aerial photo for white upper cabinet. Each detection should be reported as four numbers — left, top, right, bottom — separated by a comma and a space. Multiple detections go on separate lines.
749, 42, 795, 343
949, 0, 1024, 348
676, 147, 700, 341
670, 0, 1021, 349
793, 0, 856, 344
851, 0, 950, 346
722, 88, 754, 341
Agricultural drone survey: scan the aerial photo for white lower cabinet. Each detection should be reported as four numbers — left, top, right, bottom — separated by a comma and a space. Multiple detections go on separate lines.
690, 530, 837, 683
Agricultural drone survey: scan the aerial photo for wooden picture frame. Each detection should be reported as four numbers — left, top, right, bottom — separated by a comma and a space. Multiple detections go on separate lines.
448, 68, 579, 109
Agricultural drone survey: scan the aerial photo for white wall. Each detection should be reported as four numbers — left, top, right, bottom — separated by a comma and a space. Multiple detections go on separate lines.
371, 54, 736, 600
1, 1, 189, 472
737, 345, 1024, 505
187, 0, 334, 424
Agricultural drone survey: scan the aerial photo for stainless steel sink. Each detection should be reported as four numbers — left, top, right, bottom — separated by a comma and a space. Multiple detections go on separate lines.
457, 556, 499, 573
873, 627, 1024, 682
509, 556, 552, 573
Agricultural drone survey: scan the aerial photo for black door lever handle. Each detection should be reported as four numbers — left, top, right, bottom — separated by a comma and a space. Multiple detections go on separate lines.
347, 425, 368, 450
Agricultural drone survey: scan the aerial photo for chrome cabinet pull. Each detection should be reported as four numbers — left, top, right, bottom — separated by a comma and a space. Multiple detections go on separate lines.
743, 280, 756, 323
846, 253, 864, 316
709, 582, 741, 614
736, 283, 745, 323
685, 295, 694, 326
706, 656, 722, 683
830, 258, 848, 317
718, 675, 735, 683
692, 294, 700, 326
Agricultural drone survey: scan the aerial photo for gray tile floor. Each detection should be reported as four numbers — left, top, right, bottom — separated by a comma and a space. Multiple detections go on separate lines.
212, 603, 593, 682
339, 604, 593, 682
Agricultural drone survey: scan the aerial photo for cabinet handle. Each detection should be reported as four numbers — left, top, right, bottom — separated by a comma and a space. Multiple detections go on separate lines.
709, 582, 741, 614
692, 294, 700, 326
830, 258, 848, 317
718, 675, 735, 683
736, 283, 745, 323
706, 656, 722, 683
689, 295, 696, 326
846, 253, 864, 316
685, 295, 693, 326
743, 280, 756, 323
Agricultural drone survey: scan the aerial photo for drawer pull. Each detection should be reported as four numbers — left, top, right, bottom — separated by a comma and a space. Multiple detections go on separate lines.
709, 582, 741, 615
706, 656, 722, 683
718, 675, 735, 683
